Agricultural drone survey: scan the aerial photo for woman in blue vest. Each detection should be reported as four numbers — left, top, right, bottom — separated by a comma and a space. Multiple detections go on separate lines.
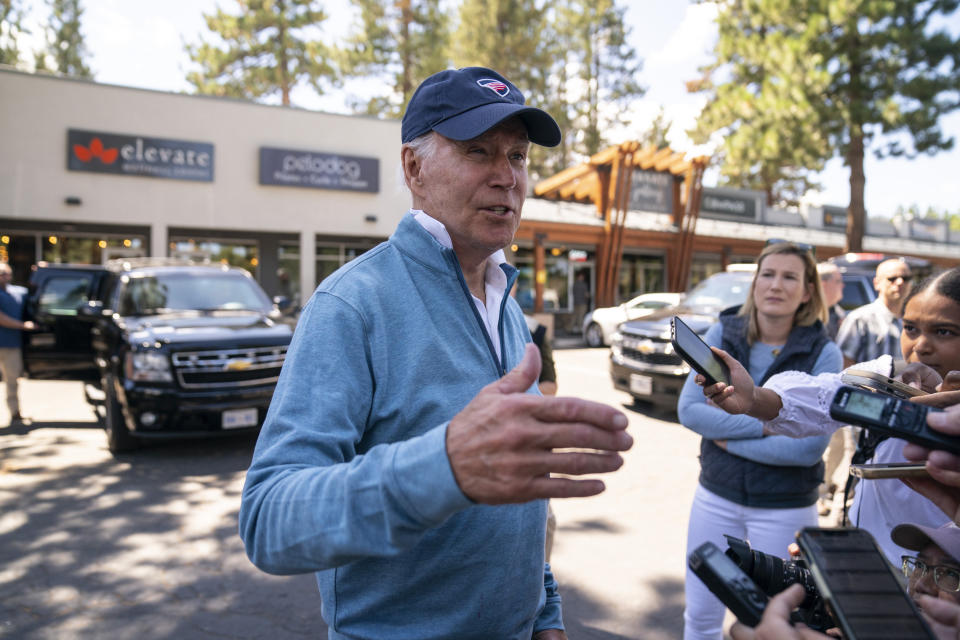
678, 241, 843, 640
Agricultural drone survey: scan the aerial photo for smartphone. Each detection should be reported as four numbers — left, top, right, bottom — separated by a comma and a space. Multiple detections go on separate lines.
671, 316, 730, 386
829, 385, 958, 454
849, 462, 930, 479
841, 369, 927, 400
688, 540, 768, 627
795, 527, 935, 639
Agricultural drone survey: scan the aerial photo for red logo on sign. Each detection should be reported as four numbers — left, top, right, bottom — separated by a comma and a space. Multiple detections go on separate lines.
73, 137, 118, 164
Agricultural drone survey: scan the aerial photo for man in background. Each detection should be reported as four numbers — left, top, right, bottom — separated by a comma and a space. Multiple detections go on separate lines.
0, 263, 34, 425
836, 257, 912, 369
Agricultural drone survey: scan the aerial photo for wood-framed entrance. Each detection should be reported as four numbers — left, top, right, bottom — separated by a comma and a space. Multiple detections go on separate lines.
532, 143, 708, 308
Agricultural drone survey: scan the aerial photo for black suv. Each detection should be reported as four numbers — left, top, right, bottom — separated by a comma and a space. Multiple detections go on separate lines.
24, 259, 293, 453
609, 266, 878, 411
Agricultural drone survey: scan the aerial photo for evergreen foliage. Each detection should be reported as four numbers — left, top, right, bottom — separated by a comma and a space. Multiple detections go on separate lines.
340, 0, 450, 117
691, 0, 960, 250
35, 0, 92, 78
185, 0, 337, 107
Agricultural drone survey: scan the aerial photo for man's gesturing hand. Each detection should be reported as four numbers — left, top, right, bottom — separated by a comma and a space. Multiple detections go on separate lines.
446, 343, 632, 504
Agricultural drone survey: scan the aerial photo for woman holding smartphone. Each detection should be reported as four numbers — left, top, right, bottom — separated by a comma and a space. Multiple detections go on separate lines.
678, 241, 842, 640
703, 266, 960, 567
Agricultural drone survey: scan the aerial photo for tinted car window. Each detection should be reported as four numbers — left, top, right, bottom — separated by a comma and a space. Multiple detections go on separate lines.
840, 276, 876, 310
37, 274, 94, 315
118, 272, 271, 316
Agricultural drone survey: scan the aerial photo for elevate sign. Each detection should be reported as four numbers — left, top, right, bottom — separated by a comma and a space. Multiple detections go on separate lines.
67, 129, 214, 182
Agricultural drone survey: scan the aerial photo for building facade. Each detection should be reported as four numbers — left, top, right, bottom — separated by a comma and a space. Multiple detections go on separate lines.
2, 69, 957, 323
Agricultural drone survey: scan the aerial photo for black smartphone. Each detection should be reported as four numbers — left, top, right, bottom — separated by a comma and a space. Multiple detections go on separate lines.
795, 527, 935, 639
841, 369, 927, 400
671, 316, 730, 386
829, 385, 958, 455
688, 540, 768, 627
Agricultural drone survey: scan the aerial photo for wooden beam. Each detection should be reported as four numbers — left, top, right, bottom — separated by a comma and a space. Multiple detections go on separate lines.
533, 162, 593, 197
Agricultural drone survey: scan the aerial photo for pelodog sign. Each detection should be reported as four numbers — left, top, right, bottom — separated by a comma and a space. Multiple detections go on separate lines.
67, 129, 214, 182
259, 147, 379, 193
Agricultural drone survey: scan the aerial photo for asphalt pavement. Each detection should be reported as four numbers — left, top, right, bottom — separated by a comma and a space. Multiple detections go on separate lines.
0, 345, 710, 639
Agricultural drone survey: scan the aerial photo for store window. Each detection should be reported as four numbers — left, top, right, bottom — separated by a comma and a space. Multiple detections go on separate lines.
277, 242, 300, 306
42, 234, 145, 265
315, 239, 378, 287
511, 247, 576, 312
688, 255, 724, 289
617, 254, 665, 301
169, 237, 259, 276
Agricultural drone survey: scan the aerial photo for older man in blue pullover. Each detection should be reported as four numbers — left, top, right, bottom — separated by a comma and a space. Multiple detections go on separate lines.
238, 67, 633, 640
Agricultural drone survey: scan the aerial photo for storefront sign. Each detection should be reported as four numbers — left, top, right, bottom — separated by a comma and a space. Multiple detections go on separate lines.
700, 188, 757, 220
629, 169, 673, 213
823, 205, 848, 229
67, 129, 214, 182
259, 147, 379, 193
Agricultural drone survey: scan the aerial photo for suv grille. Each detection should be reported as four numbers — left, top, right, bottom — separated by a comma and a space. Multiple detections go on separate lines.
622, 347, 681, 367
172, 346, 287, 389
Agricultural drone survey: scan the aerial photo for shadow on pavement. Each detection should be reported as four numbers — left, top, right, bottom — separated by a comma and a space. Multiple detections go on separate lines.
0, 429, 328, 639
561, 575, 685, 639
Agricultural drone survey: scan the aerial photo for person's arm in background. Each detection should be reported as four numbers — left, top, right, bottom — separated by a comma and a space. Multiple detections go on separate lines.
722, 341, 842, 466
535, 324, 558, 396
0, 310, 33, 331
677, 323, 767, 441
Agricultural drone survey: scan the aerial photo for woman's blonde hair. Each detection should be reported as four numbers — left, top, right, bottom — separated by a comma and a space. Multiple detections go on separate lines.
738, 242, 828, 344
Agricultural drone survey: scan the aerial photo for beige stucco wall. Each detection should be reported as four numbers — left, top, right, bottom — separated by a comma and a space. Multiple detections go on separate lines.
0, 68, 412, 302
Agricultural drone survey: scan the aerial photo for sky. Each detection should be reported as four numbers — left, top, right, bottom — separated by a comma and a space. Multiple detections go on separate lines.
17, 0, 960, 219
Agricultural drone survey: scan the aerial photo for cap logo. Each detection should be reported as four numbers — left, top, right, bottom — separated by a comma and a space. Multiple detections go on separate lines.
477, 78, 509, 97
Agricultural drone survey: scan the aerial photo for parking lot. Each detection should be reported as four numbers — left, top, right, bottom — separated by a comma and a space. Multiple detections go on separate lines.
0, 347, 705, 639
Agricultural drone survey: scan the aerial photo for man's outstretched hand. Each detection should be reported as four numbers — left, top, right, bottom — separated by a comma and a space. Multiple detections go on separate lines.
447, 343, 632, 504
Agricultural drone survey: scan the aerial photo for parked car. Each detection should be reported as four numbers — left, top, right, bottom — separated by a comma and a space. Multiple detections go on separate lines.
608, 263, 874, 410
582, 292, 683, 347
24, 258, 293, 453
610, 269, 753, 410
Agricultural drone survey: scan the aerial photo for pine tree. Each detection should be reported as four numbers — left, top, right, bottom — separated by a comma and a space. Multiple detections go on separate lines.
340, 0, 450, 118
34, 0, 92, 77
185, 0, 336, 107
692, 0, 960, 248
0, 0, 26, 66
639, 106, 673, 150
559, 0, 645, 157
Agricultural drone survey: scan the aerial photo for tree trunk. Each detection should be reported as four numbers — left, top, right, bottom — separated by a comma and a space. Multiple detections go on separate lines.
845, 132, 865, 252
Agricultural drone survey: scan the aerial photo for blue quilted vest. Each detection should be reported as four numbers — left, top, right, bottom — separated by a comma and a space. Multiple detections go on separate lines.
698, 307, 830, 508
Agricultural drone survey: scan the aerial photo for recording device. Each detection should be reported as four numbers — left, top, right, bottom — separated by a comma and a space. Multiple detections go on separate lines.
796, 527, 935, 639
841, 369, 927, 400
687, 540, 768, 627
722, 535, 831, 632
849, 462, 930, 479
670, 316, 730, 386
829, 385, 959, 455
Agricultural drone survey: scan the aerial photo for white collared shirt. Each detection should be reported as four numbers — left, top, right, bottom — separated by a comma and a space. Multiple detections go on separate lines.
412, 210, 508, 359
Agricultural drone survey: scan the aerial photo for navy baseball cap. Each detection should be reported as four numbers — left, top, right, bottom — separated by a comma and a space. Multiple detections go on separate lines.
401, 67, 561, 147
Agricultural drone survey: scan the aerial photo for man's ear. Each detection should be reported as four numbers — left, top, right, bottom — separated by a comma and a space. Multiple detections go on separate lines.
401, 146, 423, 191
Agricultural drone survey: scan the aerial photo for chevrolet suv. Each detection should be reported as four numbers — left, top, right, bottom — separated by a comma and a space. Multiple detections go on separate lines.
24, 259, 293, 453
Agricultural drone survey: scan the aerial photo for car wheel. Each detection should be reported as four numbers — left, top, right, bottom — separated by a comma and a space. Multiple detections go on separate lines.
104, 377, 138, 454
585, 323, 604, 348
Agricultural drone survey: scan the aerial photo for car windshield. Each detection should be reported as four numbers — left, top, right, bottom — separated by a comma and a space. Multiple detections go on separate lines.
117, 272, 270, 316
683, 272, 753, 310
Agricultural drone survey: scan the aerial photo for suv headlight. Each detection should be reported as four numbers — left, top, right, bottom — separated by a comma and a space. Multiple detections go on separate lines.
610, 331, 623, 359
125, 350, 173, 382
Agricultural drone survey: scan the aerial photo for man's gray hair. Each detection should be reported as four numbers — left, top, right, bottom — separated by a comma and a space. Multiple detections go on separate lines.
398, 132, 439, 193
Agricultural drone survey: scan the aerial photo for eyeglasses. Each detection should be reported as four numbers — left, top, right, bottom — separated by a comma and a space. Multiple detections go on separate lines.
764, 238, 816, 257
886, 275, 913, 283
902, 556, 960, 592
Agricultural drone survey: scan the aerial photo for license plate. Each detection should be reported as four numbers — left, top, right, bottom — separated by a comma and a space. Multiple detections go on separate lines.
222, 408, 258, 429
629, 374, 653, 395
